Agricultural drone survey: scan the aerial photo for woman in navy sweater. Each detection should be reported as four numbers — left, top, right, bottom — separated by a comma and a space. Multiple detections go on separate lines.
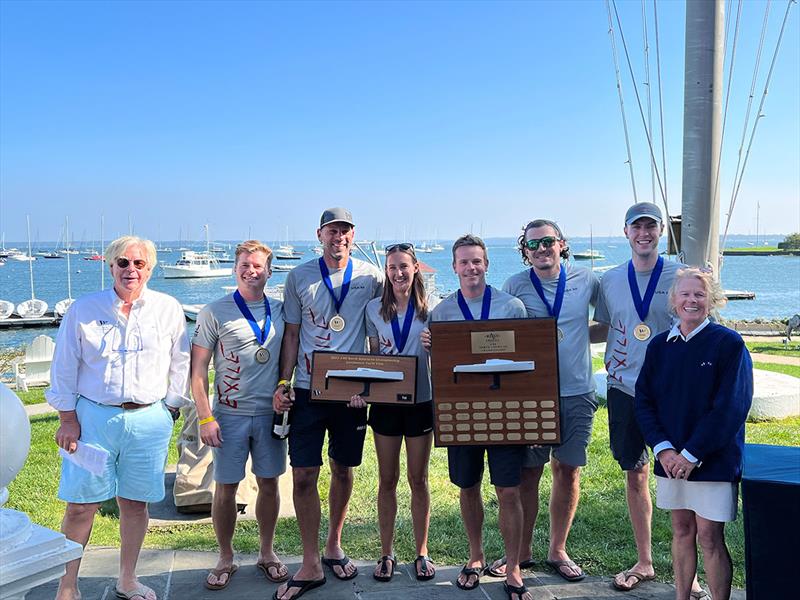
635, 268, 752, 600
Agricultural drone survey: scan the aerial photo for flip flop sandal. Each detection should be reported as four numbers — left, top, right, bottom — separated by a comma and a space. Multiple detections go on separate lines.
486, 557, 536, 578
690, 591, 711, 600
257, 560, 290, 583
414, 555, 435, 581
203, 564, 239, 591
545, 559, 586, 582
455, 563, 484, 591
272, 576, 326, 600
503, 581, 532, 600
114, 583, 157, 599
373, 555, 395, 582
611, 570, 655, 591
321, 555, 358, 581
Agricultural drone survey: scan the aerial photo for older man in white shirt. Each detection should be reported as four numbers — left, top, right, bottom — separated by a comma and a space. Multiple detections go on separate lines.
47, 236, 190, 600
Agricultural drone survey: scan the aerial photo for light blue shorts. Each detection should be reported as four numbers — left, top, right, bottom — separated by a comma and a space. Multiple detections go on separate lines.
58, 396, 174, 504
212, 411, 287, 484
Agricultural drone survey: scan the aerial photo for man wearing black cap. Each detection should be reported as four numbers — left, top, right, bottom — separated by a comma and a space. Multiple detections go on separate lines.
273, 207, 382, 599
594, 202, 696, 592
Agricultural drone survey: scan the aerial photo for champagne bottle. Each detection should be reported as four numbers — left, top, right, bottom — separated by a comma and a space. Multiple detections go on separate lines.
271, 410, 290, 440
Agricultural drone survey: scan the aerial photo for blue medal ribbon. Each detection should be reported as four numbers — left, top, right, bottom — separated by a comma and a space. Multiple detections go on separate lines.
627, 255, 664, 323
529, 267, 566, 320
319, 257, 353, 314
390, 302, 416, 353
233, 290, 271, 345
457, 287, 492, 321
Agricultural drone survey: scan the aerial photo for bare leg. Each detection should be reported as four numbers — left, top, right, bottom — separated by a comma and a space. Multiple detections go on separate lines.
275, 466, 323, 600
496, 485, 524, 589
56, 502, 101, 600
117, 497, 155, 600
456, 483, 486, 588
547, 458, 582, 579
405, 433, 433, 561
207, 482, 239, 586
614, 466, 656, 589
696, 515, 732, 600
323, 458, 357, 579
374, 433, 402, 558
671, 510, 698, 600
255, 476, 285, 580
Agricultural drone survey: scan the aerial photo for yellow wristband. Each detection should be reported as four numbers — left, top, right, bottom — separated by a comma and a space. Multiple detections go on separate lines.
278, 379, 291, 387
198, 416, 216, 426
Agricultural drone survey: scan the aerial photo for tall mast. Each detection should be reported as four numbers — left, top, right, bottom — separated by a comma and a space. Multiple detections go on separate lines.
680, 0, 725, 274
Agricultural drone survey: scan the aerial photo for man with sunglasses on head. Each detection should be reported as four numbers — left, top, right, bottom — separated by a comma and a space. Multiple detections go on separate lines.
593, 203, 700, 593
48, 236, 190, 600
191, 240, 289, 591
421, 234, 531, 600
272, 208, 382, 600
498, 220, 603, 584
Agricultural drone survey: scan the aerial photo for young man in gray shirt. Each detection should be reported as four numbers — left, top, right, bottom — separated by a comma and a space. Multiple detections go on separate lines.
500, 219, 604, 583
421, 234, 530, 600
192, 241, 288, 590
272, 208, 383, 600
594, 203, 702, 594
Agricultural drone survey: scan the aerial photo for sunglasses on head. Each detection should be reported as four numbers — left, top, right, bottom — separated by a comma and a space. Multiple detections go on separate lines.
115, 257, 147, 270
524, 236, 559, 251
385, 243, 415, 254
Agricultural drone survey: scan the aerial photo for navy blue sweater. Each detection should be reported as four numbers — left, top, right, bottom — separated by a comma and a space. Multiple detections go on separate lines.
635, 323, 753, 482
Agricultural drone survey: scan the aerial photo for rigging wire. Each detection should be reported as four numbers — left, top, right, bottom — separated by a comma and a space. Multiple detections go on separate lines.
610, 0, 678, 250
652, 0, 668, 210
605, 0, 639, 204
722, 0, 796, 250
709, 0, 744, 270
641, 0, 656, 202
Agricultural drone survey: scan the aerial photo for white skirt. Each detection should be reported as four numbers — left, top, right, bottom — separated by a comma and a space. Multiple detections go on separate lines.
655, 476, 738, 522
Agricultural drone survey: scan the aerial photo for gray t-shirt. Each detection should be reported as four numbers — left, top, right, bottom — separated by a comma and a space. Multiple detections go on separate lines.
594, 258, 682, 396
503, 263, 599, 396
193, 293, 285, 416
365, 297, 432, 403
283, 257, 384, 388
431, 285, 527, 323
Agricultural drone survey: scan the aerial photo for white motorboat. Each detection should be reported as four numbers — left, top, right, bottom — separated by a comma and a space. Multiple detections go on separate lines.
572, 249, 605, 260
274, 245, 303, 260
0, 300, 14, 319
8, 253, 35, 261
430, 242, 445, 251
272, 263, 295, 272
162, 225, 232, 279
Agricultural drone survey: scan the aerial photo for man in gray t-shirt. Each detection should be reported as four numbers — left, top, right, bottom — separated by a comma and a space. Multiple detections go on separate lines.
594, 202, 697, 593
422, 234, 530, 598
191, 241, 289, 589
495, 219, 605, 584
272, 208, 382, 596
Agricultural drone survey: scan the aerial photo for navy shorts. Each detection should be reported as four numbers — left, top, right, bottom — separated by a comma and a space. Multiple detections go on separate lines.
448, 444, 526, 489
368, 401, 434, 438
607, 387, 649, 471
288, 388, 368, 468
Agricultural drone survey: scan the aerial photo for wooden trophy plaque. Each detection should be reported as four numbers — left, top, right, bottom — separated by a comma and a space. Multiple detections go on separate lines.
430, 318, 560, 446
310, 351, 418, 404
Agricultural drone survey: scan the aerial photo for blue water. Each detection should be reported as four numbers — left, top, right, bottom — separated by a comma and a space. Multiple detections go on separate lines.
1, 236, 798, 349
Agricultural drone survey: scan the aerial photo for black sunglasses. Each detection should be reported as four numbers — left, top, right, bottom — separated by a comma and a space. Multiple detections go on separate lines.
115, 257, 147, 270
524, 236, 559, 251
385, 243, 415, 254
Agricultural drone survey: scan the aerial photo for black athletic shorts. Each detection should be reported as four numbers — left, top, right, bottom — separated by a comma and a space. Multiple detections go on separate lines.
288, 388, 368, 468
447, 444, 526, 489
368, 401, 434, 438
607, 387, 649, 471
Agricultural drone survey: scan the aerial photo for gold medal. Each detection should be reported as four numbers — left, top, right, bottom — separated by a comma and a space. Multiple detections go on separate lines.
557, 327, 565, 343
329, 314, 345, 332
255, 347, 270, 363
633, 323, 651, 341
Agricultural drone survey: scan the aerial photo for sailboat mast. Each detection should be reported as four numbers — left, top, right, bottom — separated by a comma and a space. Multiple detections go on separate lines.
680, 0, 725, 274
101, 215, 105, 289
65, 217, 72, 298
26, 215, 35, 299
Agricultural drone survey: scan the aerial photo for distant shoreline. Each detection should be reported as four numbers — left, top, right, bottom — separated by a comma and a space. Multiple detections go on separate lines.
723, 248, 800, 256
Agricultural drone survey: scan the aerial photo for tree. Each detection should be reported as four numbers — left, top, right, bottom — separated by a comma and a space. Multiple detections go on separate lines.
778, 233, 800, 250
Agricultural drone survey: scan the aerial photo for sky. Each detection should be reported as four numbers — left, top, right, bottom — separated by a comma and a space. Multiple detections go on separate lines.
1, 0, 798, 245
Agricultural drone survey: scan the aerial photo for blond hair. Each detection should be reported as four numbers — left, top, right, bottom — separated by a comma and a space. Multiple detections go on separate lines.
235, 240, 273, 266
104, 236, 157, 269
668, 267, 727, 313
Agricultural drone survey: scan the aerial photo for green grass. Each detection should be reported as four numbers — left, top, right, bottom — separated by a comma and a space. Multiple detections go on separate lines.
9, 411, 799, 588
15, 387, 47, 406
753, 362, 800, 378
724, 246, 781, 252
746, 342, 800, 358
